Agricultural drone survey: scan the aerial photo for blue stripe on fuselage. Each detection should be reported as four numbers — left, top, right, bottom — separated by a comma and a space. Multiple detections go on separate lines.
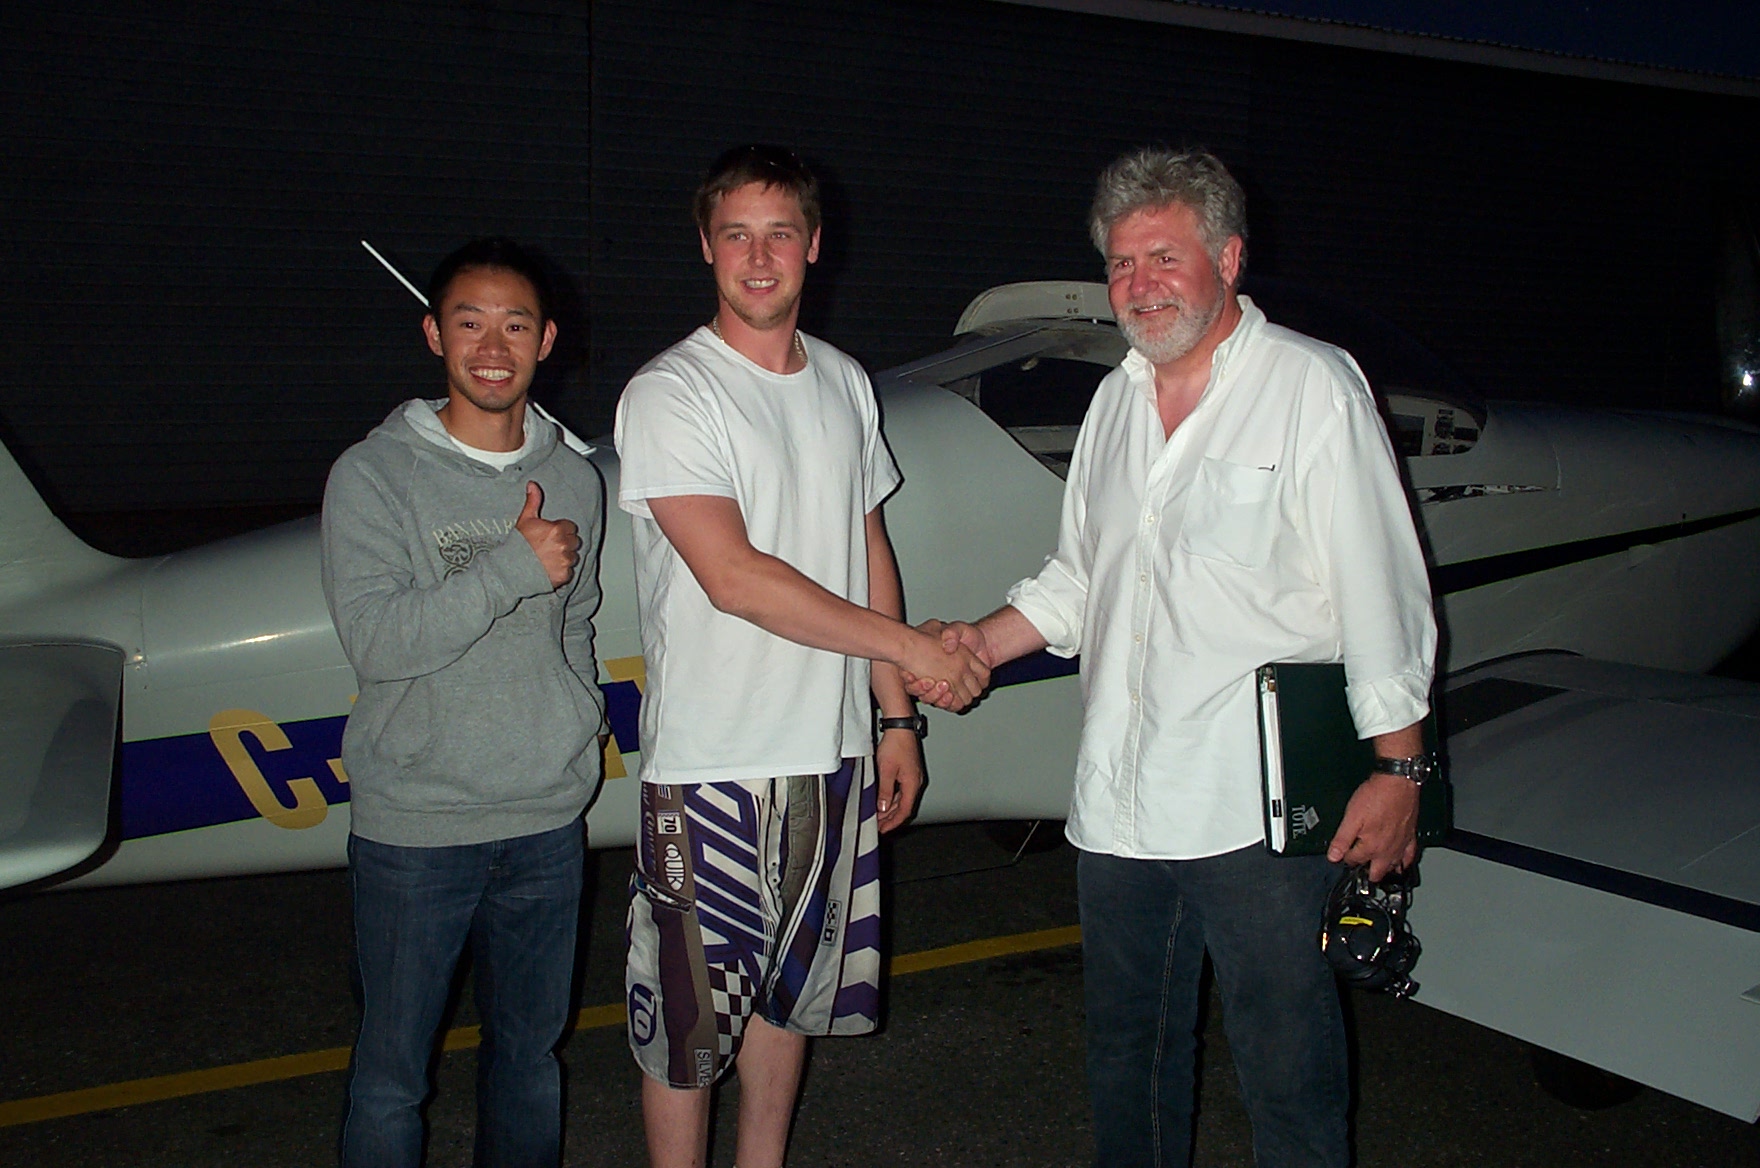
991, 650, 1080, 689
120, 714, 350, 839
117, 664, 1072, 842
121, 679, 652, 841
602, 678, 642, 756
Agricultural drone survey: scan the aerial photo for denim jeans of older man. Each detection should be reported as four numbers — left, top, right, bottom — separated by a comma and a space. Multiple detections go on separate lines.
340, 822, 584, 1168
1078, 845, 1348, 1168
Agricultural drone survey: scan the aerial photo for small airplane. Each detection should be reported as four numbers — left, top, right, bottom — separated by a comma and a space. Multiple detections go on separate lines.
1, 278, 1757, 1120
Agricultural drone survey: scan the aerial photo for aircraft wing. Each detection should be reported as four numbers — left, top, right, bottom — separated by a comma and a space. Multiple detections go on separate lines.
0, 641, 124, 891
1411, 652, 1760, 1120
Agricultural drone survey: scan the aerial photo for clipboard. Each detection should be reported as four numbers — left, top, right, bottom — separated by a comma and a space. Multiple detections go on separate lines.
1257, 662, 1449, 855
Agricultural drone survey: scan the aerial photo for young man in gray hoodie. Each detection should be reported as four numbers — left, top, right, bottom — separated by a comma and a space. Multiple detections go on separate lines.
320, 237, 606, 1168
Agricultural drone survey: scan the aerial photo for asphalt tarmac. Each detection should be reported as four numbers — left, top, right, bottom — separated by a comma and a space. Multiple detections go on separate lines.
1, 821, 1755, 1168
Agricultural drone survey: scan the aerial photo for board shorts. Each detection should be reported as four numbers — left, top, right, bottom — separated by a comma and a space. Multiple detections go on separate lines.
625, 757, 882, 1088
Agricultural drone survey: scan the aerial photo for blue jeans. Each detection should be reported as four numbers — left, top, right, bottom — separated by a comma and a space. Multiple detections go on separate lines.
341, 822, 584, 1168
1078, 845, 1348, 1168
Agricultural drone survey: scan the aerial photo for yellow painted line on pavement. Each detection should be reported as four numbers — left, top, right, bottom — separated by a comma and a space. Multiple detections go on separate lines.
0, 926, 1081, 1129
889, 924, 1083, 975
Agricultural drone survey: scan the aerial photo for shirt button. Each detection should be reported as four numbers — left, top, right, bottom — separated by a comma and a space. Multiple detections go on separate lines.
1129, 691, 1139, 703
1145, 513, 1156, 524
1134, 634, 1143, 643
1139, 573, 1148, 583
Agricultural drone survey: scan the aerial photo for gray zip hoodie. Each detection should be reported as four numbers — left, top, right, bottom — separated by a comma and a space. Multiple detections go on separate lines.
319, 399, 607, 847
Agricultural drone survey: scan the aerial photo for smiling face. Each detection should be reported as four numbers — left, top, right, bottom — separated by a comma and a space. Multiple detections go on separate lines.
1104, 201, 1242, 368
422, 265, 556, 418
700, 181, 821, 332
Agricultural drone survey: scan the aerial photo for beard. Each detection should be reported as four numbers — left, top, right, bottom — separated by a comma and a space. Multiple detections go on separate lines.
1116, 286, 1225, 366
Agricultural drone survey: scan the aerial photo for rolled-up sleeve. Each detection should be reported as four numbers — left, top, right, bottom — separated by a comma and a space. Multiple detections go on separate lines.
1006, 418, 1094, 658
1300, 383, 1437, 738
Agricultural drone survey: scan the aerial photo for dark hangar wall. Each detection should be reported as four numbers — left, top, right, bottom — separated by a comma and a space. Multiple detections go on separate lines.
3, 0, 1755, 522
2, 1, 595, 520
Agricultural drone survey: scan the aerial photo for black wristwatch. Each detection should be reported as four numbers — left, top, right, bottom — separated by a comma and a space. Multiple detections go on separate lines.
877, 713, 928, 740
1371, 753, 1436, 786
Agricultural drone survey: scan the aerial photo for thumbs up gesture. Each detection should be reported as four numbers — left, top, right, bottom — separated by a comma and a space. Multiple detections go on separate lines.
516, 481, 580, 589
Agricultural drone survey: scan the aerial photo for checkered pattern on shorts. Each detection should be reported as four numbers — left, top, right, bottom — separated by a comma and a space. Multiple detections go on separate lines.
625, 759, 882, 1088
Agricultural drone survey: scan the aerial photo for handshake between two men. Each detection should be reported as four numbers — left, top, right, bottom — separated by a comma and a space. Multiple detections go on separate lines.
896, 608, 1045, 712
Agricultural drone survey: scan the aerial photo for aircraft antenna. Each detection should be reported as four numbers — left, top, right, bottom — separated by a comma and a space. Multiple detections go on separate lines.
360, 240, 429, 306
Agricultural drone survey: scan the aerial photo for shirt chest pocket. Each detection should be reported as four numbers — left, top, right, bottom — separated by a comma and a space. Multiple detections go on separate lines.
1177, 457, 1281, 570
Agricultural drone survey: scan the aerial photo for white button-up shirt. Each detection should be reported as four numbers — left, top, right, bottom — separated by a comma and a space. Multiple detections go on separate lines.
1008, 297, 1437, 860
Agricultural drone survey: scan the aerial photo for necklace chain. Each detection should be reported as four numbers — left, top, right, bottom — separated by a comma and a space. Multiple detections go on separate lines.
710, 316, 807, 363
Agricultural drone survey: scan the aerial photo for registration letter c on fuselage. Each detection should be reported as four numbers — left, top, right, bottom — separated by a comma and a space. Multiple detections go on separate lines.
208, 709, 329, 830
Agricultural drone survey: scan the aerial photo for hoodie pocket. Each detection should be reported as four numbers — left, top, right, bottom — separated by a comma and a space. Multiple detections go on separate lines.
367, 663, 598, 808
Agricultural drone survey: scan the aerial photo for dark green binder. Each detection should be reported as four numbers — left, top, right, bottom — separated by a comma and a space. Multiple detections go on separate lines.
1256, 662, 1450, 856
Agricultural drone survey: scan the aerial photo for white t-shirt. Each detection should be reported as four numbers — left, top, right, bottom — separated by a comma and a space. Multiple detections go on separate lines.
614, 327, 902, 784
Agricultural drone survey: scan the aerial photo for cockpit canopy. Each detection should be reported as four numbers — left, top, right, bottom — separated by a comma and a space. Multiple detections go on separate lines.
897, 278, 1485, 476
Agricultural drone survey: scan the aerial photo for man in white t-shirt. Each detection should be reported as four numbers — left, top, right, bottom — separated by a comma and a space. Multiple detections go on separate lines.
613, 144, 989, 1168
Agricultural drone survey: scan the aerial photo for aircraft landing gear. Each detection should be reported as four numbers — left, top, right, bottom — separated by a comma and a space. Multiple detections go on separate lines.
1528, 1045, 1643, 1110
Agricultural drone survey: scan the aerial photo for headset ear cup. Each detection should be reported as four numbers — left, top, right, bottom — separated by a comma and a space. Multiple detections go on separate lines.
1319, 866, 1423, 997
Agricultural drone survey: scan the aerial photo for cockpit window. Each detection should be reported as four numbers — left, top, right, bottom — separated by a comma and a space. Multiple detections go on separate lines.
1385, 391, 1483, 458
945, 343, 1120, 477
967, 356, 1106, 428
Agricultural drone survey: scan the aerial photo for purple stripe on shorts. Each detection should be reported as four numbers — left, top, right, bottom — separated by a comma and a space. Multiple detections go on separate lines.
842, 912, 882, 954
692, 884, 766, 937
832, 979, 880, 1023
684, 791, 758, 843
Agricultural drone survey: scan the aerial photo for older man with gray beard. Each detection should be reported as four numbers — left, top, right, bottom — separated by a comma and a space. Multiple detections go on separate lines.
914, 148, 1438, 1167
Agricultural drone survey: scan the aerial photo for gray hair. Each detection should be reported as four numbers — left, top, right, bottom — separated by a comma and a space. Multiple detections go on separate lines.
1088, 147, 1248, 266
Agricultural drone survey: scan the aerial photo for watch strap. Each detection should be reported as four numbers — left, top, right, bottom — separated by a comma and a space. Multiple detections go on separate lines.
877, 714, 928, 739
1371, 753, 1434, 784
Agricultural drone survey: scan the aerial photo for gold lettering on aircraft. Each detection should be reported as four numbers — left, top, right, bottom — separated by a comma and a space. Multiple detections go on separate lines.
209, 709, 329, 830
605, 656, 647, 686
215, 655, 638, 817
601, 655, 647, 780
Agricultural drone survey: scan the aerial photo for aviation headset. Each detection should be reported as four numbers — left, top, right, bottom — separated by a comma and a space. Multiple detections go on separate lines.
1319, 865, 1422, 998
